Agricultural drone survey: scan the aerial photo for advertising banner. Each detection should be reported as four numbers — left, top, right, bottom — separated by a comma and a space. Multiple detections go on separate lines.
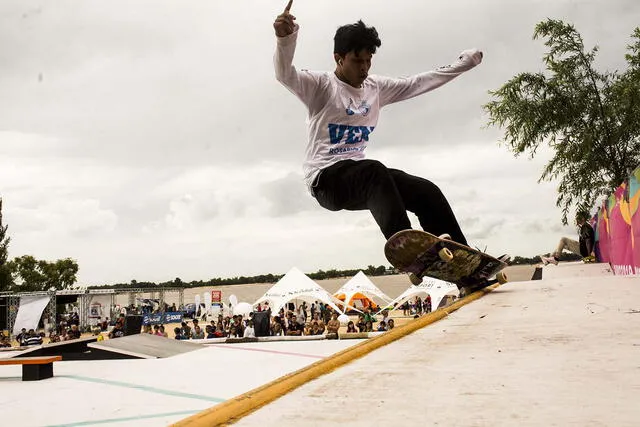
142, 311, 183, 326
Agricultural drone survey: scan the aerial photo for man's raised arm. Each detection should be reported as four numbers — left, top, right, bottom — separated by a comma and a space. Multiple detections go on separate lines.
273, 0, 319, 105
377, 49, 484, 107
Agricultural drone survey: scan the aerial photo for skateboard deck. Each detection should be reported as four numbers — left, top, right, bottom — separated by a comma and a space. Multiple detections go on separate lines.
384, 229, 508, 292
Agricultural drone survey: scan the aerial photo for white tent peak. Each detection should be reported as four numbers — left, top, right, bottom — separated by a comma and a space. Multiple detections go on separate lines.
334, 271, 393, 304
254, 267, 346, 314
378, 277, 459, 314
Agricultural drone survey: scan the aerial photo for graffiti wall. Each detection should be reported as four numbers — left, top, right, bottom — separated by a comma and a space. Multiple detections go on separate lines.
594, 165, 640, 275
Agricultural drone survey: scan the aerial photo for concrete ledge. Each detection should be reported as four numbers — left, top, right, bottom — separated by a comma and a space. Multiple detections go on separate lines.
170, 283, 498, 427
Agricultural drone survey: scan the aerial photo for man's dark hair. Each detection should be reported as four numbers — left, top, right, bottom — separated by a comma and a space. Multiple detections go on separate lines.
576, 211, 590, 221
334, 20, 381, 56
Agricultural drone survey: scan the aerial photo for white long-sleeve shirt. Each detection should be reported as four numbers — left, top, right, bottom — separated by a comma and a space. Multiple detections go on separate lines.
274, 27, 483, 193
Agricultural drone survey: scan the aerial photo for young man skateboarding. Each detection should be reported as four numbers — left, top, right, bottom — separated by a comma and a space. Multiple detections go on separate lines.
273, 1, 486, 250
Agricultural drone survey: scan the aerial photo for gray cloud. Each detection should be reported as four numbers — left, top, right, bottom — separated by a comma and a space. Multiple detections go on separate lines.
1, 0, 636, 283
262, 172, 318, 217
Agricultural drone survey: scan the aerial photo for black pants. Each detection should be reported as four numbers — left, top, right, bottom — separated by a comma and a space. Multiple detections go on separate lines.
312, 159, 467, 245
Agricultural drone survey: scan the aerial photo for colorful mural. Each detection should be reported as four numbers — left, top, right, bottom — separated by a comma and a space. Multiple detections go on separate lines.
594, 165, 640, 275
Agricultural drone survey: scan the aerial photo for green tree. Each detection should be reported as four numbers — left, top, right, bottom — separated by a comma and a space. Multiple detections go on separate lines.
0, 198, 13, 291
8, 255, 78, 292
484, 19, 640, 223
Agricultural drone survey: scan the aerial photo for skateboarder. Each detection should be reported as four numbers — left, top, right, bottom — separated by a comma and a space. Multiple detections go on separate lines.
273, 1, 481, 247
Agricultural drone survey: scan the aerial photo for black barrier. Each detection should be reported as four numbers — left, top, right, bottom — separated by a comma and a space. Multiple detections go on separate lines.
252, 311, 271, 337
124, 315, 143, 336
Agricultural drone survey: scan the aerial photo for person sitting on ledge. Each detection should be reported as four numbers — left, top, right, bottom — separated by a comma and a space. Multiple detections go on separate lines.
540, 211, 595, 265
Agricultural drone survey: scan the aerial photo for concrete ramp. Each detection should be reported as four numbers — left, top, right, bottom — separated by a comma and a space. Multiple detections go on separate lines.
541, 261, 613, 279
193, 269, 640, 427
7, 336, 98, 361
88, 333, 203, 359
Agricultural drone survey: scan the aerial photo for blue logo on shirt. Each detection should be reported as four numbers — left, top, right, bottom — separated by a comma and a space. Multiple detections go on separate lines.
346, 99, 371, 116
328, 124, 375, 145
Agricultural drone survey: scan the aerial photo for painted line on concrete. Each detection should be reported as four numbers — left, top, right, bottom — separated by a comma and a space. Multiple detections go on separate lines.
45, 410, 201, 427
171, 284, 499, 427
61, 375, 226, 403
207, 344, 325, 359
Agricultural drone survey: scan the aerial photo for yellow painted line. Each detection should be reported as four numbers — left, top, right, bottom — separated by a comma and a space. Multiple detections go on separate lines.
171, 283, 499, 427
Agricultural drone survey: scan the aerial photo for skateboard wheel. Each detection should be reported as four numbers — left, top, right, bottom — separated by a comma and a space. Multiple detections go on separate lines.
496, 271, 508, 284
438, 247, 454, 262
408, 273, 422, 285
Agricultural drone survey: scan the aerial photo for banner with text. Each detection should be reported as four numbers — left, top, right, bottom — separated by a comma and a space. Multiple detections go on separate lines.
142, 311, 183, 326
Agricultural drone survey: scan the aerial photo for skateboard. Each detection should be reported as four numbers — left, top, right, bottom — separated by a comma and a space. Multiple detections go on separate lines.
384, 229, 508, 294
582, 255, 596, 263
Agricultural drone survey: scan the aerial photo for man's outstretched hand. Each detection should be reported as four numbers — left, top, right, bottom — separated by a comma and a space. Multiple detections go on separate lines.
273, 0, 296, 37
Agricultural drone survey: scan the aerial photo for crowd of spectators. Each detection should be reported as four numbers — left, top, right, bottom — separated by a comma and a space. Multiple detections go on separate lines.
1, 296, 439, 347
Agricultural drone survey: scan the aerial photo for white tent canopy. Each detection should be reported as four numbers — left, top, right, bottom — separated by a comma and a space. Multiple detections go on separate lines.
378, 277, 459, 314
334, 271, 393, 309
254, 267, 346, 314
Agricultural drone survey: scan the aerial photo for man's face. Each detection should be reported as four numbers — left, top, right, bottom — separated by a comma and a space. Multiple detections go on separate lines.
336, 49, 372, 87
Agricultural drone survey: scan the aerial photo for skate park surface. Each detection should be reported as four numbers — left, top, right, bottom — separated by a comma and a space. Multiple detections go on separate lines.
2, 262, 639, 427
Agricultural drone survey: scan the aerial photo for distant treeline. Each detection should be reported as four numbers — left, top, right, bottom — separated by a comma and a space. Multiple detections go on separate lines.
87, 265, 392, 290
87, 253, 583, 290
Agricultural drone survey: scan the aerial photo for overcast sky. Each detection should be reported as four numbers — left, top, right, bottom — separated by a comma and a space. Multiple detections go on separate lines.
1, 0, 638, 285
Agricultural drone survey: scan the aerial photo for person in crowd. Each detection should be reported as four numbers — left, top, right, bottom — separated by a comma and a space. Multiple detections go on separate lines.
24, 330, 43, 346
425, 295, 432, 313
243, 321, 256, 338
48, 330, 61, 343
16, 328, 27, 346
379, 310, 390, 326
356, 315, 366, 332
205, 325, 215, 339
364, 307, 377, 324
0, 333, 12, 348
303, 322, 313, 336
159, 325, 168, 337
346, 321, 358, 333
311, 321, 323, 335
180, 321, 191, 338
234, 316, 245, 337
387, 319, 395, 330
100, 318, 109, 331
326, 313, 341, 335
108, 323, 125, 339
214, 324, 225, 338
67, 324, 81, 340
192, 325, 205, 339
402, 301, 410, 316
272, 316, 284, 336
174, 327, 187, 340
377, 321, 387, 332
364, 320, 374, 332
286, 315, 302, 336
